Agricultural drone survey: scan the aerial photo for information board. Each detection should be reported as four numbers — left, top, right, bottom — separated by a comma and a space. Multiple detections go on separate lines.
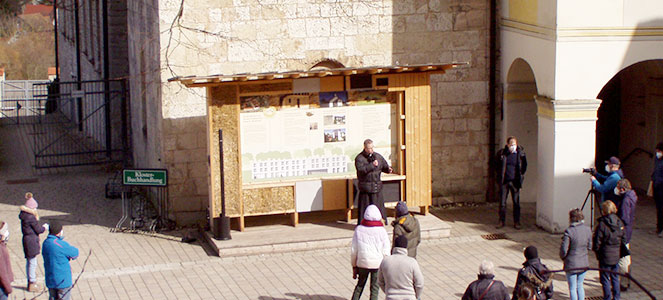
239, 90, 398, 183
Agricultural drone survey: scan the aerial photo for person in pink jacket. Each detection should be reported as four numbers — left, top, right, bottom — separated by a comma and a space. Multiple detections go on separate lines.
351, 204, 391, 300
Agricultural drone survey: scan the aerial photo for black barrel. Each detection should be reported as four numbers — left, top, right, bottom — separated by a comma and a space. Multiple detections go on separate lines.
213, 216, 231, 240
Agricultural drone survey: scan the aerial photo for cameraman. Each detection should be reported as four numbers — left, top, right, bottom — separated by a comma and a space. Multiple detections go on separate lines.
591, 156, 624, 204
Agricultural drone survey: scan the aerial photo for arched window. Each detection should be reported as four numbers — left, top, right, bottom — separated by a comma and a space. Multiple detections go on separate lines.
309, 59, 345, 71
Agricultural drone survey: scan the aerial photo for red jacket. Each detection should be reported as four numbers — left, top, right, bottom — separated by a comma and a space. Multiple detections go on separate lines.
0, 242, 14, 294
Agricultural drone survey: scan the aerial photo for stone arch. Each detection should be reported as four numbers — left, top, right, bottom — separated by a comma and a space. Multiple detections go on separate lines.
309, 59, 346, 70
596, 59, 663, 191
504, 58, 538, 203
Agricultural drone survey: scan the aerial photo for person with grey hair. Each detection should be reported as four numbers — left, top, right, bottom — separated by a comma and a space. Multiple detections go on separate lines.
462, 260, 510, 300
560, 208, 592, 300
355, 139, 392, 224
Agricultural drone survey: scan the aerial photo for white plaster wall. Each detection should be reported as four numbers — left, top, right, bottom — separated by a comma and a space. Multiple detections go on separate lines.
500, 30, 556, 97
557, 1, 624, 28
623, 2, 663, 26
558, 0, 663, 28
536, 115, 555, 231
551, 118, 598, 233
554, 40, 663, 100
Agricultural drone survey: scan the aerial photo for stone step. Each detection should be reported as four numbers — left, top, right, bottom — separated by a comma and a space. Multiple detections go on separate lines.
201, 213, 451, 257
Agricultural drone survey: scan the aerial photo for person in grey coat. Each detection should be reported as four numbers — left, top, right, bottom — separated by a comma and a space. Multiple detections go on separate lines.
560, 208, 592, 300
377, 236, 424, 300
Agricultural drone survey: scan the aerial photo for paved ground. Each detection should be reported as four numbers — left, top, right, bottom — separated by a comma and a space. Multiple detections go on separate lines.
0, 123, 661, 300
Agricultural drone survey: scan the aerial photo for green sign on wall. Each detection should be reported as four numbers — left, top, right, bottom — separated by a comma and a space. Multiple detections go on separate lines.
122, 169, 168, 186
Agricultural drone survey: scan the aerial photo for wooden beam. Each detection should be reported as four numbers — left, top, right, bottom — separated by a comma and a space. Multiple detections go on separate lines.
291, 212, 299, 227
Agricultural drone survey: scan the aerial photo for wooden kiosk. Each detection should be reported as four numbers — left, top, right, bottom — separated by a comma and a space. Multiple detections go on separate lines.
171, 63, 461, 231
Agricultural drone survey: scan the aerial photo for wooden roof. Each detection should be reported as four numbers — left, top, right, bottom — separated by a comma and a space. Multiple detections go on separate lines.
169, 63, 466, 87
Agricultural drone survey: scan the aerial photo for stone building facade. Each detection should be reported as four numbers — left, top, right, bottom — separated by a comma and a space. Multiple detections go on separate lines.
56, 0, 128, 82
60, 0, 494, 225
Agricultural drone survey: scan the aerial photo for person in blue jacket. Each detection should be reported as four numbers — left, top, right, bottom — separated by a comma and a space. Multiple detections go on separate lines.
591, 156, 624, 204
42, 221, 78, 300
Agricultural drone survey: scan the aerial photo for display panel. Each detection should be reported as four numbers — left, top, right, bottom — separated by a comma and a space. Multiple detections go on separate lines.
240, 90, 399, 183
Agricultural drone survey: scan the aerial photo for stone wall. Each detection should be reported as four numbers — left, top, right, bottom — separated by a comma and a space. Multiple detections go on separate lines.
133, 0, 492, 224
389, 0, 491, 204
56, 0, 128, 82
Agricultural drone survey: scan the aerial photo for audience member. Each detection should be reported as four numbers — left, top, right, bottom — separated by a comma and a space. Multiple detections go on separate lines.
392, 201, 421, 258
461, 260, 510, 300
351, 205, 391, 300
512, 246, 553, 300
378, 236, 424, 300
593, 200, 625, 300
560, 208, 592, 300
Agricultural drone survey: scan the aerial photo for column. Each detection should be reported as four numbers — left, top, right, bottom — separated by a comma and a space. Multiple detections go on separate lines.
535, 96, 602, 233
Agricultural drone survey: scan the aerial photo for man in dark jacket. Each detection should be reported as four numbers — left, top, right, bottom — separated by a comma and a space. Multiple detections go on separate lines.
614, 179, 636, 292
19, 193, 47, 292
496, 136, 527, 229
512, 246, 553, 300
462, 260, 510, 300
593, 200, 625, 300
355, 139, 392, 224
391, 202, 421, 258
648, 142, 663, 237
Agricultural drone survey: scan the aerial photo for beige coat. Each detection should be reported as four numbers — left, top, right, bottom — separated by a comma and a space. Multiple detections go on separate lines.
377, 247, 424, 300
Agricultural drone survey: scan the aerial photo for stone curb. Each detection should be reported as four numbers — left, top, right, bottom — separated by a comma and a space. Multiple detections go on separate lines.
201, 226, 451, 258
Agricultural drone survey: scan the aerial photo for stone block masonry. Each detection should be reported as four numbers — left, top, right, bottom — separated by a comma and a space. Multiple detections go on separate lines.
124, 0, 493, 224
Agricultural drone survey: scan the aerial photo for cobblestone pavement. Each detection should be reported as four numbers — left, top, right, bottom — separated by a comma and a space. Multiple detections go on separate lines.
0, 124, 662, 300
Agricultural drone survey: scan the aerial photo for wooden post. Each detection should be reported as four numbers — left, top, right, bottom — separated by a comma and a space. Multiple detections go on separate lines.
419, 205, 429, 216
291, 212, 299, 227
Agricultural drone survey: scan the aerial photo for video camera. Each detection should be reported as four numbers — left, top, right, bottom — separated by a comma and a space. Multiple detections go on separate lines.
582, 167, 596, 174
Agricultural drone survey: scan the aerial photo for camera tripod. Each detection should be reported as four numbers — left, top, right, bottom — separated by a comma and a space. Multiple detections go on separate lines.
581, 186, 601, 229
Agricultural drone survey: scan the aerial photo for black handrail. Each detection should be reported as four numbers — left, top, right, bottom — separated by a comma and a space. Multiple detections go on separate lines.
542, 267, 656, 300
621, 147, 654, 165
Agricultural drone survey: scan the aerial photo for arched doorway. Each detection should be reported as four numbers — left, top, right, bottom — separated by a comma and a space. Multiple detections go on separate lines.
596, 59, 663, 192
504, 58, 539, 203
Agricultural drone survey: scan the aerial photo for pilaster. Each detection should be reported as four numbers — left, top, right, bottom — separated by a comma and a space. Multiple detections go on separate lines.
535, 96, 602, 232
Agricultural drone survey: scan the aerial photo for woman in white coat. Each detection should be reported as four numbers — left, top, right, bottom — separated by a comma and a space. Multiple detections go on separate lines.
351, 204, 391, 300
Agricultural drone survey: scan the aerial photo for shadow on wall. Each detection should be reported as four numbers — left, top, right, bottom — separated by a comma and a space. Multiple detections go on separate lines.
391, 1, 490, 204
596, 19, 663, 192
161, 115, 209, 225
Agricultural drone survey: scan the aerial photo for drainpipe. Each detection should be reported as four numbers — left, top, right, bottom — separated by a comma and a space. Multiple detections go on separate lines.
53, 0, 58, 79
74, 0, 82, 130
103, 0, 111, 156
487, 0, 497, 202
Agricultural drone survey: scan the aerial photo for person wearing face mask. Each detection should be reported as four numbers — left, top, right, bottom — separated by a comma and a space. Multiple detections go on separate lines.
613, 179, 636, 292
42, 221, 79, 300
591, 156, 624, 205
496, 136, 527, 229
647, 142, 663, 237
0, 222, 14, 300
